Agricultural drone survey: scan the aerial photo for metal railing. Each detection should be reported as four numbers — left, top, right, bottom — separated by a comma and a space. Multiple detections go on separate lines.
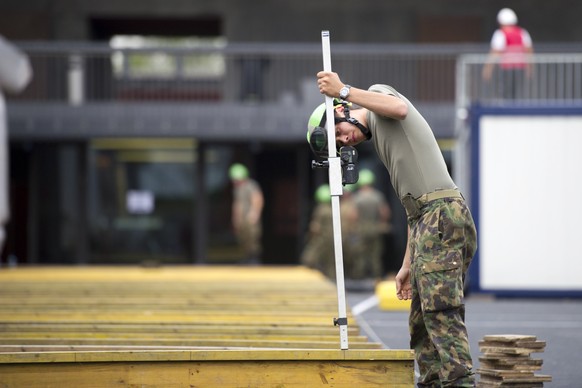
457, 53, 582, 109
8, 42, 582, 141
10, 42, 490, 106
11, 43, 582, 107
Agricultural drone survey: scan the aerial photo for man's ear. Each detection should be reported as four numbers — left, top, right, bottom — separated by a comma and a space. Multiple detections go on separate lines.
334, 105, 345, 115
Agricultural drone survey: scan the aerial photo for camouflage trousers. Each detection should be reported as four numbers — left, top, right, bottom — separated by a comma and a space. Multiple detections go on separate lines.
235, 221, 262, 262
408, 197, 477, 387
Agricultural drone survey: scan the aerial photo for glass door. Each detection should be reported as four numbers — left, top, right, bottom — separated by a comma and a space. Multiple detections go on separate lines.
88, 138, 196, 264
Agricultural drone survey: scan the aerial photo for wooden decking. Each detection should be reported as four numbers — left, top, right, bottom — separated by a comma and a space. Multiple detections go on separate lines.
0, 265, 414, 387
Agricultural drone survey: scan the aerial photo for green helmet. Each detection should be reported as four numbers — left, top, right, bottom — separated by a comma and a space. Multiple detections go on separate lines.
358, 169, 375, 186
306, 99, 371, 159
307, 103, 328, 137
306, 99, 343, 159
343, 183, 357, 193
229, 163, 249, 180
315, 184, 331, 203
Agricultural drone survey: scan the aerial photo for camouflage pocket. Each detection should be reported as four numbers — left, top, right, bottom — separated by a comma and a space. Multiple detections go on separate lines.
402, 193, 421, 219
418, 252, 463, 313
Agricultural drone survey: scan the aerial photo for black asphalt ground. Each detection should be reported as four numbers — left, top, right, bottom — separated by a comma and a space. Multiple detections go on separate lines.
348, 291, 582, 387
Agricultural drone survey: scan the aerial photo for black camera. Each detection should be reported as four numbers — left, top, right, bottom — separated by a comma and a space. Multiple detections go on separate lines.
340, 146, 358, 184
311, 146, 359, 185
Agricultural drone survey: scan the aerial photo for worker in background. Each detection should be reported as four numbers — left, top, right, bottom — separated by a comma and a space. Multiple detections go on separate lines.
352, 169, 391, 280
0, 36, 32, 260
482, 8, 534, 99
300, 184, 335, 279
340, 183, 360, 279
229, 163, 264, 265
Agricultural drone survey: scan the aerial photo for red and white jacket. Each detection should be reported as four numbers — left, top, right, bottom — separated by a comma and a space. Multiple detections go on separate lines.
490, 26, 533, 69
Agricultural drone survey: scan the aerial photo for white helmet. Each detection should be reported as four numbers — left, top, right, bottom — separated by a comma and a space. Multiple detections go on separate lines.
497, 8, 518, 26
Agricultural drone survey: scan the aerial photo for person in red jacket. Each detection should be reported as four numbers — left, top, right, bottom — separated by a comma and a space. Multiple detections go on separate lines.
482, 8, 534, 99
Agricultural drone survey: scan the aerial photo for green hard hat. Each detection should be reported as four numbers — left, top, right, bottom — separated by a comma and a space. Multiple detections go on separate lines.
343, 183, 357, 193
358, 169, 375, 186
229, 163, 249, 180
315, 184, 331, 203
306, 98, 346, 137
306, 103, 327, 140
306, 99, 346, 159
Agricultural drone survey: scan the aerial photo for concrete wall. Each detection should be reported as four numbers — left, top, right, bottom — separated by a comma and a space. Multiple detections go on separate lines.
0, 0, 580, 44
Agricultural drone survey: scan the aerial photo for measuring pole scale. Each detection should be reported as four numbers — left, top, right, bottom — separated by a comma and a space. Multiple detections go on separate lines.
315, 30, 358, 350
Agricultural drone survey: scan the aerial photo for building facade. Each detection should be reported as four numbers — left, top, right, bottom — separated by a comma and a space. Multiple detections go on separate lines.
1, 1, 581, 268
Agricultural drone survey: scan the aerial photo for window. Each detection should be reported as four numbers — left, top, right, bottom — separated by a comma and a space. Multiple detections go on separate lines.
110, 35, 226, 79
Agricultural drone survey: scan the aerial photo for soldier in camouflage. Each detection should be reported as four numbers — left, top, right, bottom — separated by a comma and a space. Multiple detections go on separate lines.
351, 169, 391, 280
309, 71, 477, 387
300, 184, 335, 278
229, 163, 264, 265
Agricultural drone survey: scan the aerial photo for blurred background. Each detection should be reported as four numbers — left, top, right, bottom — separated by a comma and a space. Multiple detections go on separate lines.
1, 1, 582, 295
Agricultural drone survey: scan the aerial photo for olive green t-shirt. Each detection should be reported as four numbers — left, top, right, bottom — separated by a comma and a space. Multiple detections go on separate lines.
366, 84, 455, 200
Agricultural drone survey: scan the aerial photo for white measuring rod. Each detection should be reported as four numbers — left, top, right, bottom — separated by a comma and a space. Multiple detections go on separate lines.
321, 30, 349, 350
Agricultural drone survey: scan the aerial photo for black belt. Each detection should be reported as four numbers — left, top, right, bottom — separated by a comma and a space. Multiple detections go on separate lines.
402, 189, 462, 219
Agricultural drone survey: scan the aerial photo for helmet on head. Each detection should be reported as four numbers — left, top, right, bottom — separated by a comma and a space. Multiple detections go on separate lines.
343, 183, 357, 193
229, 163, 249, 180
497, 8, 517, 26
358, 169, 375, 186
315, 184, 331, 203
306, 98, 371, 159
306, 99, 343, 159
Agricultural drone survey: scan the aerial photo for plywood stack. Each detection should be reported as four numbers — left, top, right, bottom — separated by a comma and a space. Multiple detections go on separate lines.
477, 334, 552, 387
0, 266, 415, 387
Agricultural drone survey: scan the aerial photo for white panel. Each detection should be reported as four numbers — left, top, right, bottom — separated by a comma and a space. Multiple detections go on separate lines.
479, 115, 582, 290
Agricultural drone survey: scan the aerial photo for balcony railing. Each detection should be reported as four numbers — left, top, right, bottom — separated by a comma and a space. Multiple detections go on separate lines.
457, 53, 582, 109
10, 42, 490, 105
7, 42, 582, 141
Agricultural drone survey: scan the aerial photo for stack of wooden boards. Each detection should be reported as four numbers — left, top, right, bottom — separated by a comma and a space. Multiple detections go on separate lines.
0, 265, 414, 387
477, 334, 552, 387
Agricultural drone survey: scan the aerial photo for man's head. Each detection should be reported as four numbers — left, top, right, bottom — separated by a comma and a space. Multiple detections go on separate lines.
229, 163, 249, 181
358, 169, 375, 186
307, 100, 370, 159
314, 184, 331, 203
497, 8, 517, 26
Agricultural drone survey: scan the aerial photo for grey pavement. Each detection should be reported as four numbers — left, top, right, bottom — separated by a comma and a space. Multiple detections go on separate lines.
348, 292, 582, 387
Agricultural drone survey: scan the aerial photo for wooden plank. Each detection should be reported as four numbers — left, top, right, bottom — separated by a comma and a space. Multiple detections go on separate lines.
0, 322, 362, 336
0, 359, 414, 387
0, 350, 415, 387
481, 334, 538, 343
0, 265, 333, 283
478, 379, 544, 388
0, 338, 383, 349
478, 346, 542, 356
0, 299, 339, 310
479, 358, 543, 372
0, 332, 373, 343
0, 349, 414, 363
0, 345, 391, 353
477, 370, 552, 383
479, 340, 546, 349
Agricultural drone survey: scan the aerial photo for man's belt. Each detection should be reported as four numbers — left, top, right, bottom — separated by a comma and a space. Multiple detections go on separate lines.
402, 189, 463, 219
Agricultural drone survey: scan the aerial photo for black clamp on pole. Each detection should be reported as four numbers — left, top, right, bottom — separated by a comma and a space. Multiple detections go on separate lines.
333, 317, 348, 327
